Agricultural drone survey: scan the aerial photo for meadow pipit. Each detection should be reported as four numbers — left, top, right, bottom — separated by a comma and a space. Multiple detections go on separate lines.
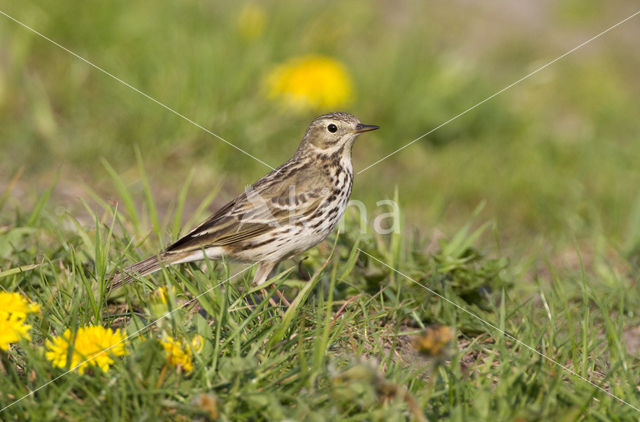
109, 112, 379, 294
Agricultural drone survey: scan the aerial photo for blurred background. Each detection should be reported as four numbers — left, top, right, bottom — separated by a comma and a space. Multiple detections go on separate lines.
1, 0, 639, 264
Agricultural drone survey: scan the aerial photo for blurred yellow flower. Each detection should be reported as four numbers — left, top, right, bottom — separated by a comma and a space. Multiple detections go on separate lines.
413, 325, 453, 357
45, 326, 127, 374
153, 286, 170, 304
160, 334, 203, 373
0, 313, 33, 351
0, 292, 41, 318
237, 3, 266, 41
0, 292, 40, 350
191, 333, 204, 353
266, 55, 354, 110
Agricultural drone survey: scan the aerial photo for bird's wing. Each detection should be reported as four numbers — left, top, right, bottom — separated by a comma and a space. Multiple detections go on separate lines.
165, 180, 328, 254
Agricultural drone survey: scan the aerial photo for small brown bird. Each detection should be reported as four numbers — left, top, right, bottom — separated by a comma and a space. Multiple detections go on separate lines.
109, 112, 378, 292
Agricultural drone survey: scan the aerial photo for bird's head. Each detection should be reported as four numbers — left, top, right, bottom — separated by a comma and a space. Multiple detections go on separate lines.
296, 112, 379, 156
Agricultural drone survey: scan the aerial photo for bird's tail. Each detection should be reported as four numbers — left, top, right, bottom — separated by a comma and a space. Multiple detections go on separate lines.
108, 255, 164, 290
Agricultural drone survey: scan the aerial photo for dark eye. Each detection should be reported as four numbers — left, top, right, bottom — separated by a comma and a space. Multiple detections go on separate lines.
327, 124, 338, 133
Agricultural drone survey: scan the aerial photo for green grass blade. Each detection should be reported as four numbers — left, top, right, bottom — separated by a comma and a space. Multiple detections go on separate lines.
27, 171, 58, 227
0, 264, 41, 279
172, 169, 195, 237
183, 183, 222, 231
135, 146, 160, 240
267, 259, 330, 349
101, 158, 141, 231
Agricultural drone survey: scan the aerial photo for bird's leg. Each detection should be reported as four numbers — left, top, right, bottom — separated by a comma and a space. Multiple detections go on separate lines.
252, 261, 280, 308
252, 261, 292, 308
273, 287, 291, 307
266, 264, 292, 307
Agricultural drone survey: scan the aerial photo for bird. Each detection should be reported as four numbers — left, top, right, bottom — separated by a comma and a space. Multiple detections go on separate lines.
108, 112, 379, 297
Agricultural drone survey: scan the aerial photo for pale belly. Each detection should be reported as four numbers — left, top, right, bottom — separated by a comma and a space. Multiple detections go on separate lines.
224, 161, 353, 264
228, 195, 349, 263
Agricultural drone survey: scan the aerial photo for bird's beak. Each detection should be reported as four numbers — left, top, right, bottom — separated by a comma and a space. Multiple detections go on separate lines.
352, 123, 380, 134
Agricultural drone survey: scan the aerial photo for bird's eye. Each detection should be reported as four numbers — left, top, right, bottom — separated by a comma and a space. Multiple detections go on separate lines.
327, 124, 338, 133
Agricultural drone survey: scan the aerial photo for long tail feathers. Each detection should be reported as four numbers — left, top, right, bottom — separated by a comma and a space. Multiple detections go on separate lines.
108, 255, 164, 291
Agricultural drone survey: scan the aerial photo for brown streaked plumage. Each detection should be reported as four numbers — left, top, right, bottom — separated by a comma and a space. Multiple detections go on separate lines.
108, 112, 379, 291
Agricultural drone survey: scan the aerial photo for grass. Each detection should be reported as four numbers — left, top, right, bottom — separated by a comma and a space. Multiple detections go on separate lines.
2, 0, 640, 420
1, 169, 640, 420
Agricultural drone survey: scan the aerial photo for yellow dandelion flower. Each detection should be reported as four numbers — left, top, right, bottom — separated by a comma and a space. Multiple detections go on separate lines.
0, 292, 40, 350
237, 3, 266, 41
161, 335, 203, 373
45, 326, 127, 374
266, 55, 354, 110
0, 292, 41, 318
0, 313, 32, 351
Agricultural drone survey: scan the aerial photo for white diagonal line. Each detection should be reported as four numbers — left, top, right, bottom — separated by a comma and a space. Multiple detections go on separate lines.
0, 263, 258, 414
358, 9, 640, 175
0, 9, 275, 171
358, 249, 640, 414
